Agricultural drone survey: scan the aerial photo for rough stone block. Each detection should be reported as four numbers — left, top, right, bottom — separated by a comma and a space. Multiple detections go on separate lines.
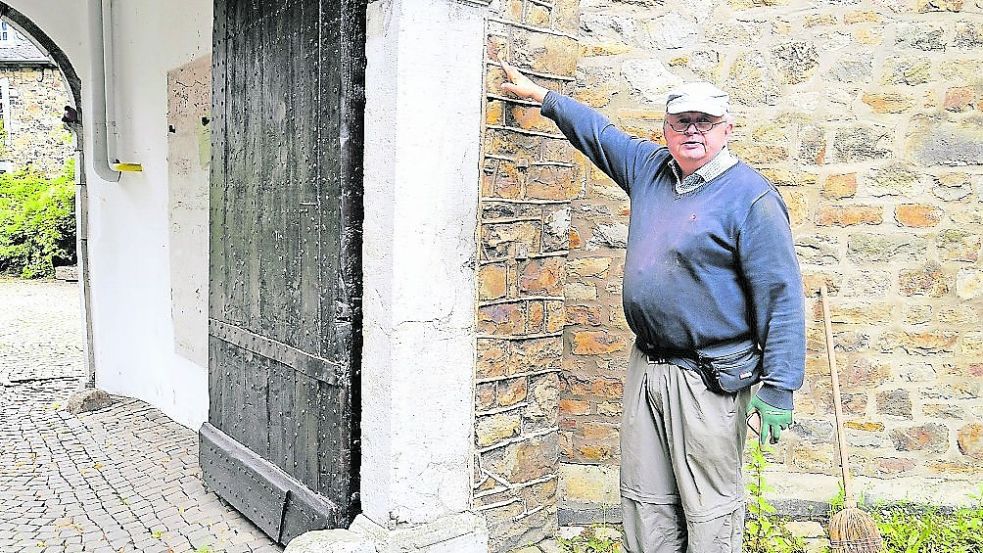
477, 413, 522, 447
866, 457, 916, 476
520, 257, 566, 296
510, 105, 556, 133
865, 163, 921, 197
66, 389, 113, 414
588, 223, 628, 249
498, 377, 529, 407
479, 263, 508, 301
761, 169, 818, 189
906, 113, 983, 167
477, 383, 497, 411
818, 301, 893, 324
478, 339, 510, 380
831, 125, 893, 163
917, 0, 965, 11
486, 100, 504, 126
622, 58, 683, 104
481, 433, 558, 482
956, 268, 983, 299
565, 304, 603, 327
957, 423, 983, 460
730, 142, 790, 165
944, 86, 976, 112
568, 257, 611, 280
529, 300, 546, 333
844, 11, 881, 23
895, 21, 946, 50
526, 5, 551, 27
880, 329, 958, 355
817, 205, 882, 226
479, 302, 528, 336
862, 92, 913, 114
542, 206, 572, 253
485, 128, 543, 161
638, 12, 700, 50
570, 331, 627, 355
726, 52, 781, 107
932, 172, 974, 202
881, 58, 932, 86
559, 399, 590, 416
498, 0, 522, 22
854, 28, 884, 45
545, 300, 565, 333
939, 58, 983, 81
846, 233, 926, 263
899, 262, 950, 297
895, 204, 942, 227
482, 220, 542, 260
284, 529, 376, 553
827, 53, 873, 83
796, 235, 840, 265
772, 41, 820, 84
512, 31, 579, 76
937, 229, 980, 262
526, 165, 580, 201
890, 423, 949, 453
876, 389, 913, 418
553, 0, 580, 34
563, 374, 623, 401
526, 372, 560, 422
823, 173, 858, 199
953, 19, 983, 48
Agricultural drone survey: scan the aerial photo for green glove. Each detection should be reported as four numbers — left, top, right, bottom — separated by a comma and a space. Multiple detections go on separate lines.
747, 394, 793, 445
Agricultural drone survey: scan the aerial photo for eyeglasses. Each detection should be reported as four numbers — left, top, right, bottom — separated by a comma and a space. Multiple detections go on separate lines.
664, 118, 728, 133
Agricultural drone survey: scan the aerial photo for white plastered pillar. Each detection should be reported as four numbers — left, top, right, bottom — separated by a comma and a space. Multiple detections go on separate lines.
286, 0, 490, 551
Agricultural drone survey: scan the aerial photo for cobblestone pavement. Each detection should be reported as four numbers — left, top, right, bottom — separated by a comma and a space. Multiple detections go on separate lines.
0, 278, 283, 553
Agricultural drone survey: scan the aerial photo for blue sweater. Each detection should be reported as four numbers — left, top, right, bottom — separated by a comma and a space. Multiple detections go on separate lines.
541, 92, 805, 409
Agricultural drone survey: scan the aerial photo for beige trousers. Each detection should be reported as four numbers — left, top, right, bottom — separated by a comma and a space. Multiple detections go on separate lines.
620, 342, 752, 553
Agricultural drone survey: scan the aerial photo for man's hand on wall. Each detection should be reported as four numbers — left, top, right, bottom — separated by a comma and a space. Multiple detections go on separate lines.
499, 58, 550, 104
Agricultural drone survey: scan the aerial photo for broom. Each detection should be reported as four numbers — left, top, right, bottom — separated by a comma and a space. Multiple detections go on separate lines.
820, 285, 882, 553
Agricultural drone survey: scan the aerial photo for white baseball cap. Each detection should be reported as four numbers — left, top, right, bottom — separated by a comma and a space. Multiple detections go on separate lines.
666, 82, 730, 117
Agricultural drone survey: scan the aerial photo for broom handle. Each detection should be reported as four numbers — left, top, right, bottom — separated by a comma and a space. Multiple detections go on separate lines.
821, 285, 856, 509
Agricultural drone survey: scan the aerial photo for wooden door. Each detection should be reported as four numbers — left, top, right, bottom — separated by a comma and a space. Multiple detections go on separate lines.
201, 0, 364, 544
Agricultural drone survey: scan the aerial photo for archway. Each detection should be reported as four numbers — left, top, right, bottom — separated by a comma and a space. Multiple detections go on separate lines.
0, 2, 94, 388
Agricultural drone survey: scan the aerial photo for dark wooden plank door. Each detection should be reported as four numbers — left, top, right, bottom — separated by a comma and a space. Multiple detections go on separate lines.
202, 0, 364, 544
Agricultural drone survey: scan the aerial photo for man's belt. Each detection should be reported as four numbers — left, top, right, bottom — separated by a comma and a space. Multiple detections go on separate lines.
638, 337, 762, 394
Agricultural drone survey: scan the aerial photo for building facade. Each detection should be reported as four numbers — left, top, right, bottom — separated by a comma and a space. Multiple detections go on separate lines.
0, 21, 73, 177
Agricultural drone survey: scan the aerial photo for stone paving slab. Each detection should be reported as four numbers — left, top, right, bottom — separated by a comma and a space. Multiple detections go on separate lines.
0, 279, 283, 553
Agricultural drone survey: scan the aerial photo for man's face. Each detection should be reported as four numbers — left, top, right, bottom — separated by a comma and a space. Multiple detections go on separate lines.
663, 111, 733, 174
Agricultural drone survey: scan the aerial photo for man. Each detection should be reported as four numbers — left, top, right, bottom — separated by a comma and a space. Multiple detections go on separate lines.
500, 60, 805, 552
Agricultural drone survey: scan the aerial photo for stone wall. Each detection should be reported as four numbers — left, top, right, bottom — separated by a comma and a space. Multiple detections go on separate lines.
559, 0, 983, 519
1, 66, 73, 177
474, 0, 582, 550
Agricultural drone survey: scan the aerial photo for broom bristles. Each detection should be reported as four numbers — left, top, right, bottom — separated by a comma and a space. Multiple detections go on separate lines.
829, 507, 882, 552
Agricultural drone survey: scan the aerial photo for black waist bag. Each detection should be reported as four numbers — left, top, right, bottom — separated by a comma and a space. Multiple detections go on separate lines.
644, 340, 763, 394
693, 345, 762, 394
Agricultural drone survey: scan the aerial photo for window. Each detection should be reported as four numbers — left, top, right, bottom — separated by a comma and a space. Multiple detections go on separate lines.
0, 22, 8, 43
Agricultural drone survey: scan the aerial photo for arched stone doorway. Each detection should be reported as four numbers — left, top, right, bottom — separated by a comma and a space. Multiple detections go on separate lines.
0, 2, 94, 388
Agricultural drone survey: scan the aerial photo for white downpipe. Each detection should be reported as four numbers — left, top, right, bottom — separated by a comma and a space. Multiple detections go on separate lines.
87, 0, 139, 181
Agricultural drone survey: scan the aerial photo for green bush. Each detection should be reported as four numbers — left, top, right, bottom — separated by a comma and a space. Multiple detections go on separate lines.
0, 159, 76, 278
871, 494, 983, 553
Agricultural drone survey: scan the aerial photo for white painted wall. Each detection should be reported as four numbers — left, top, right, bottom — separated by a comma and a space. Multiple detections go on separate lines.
360, 0, 485, 531
7, 0, 212, 429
